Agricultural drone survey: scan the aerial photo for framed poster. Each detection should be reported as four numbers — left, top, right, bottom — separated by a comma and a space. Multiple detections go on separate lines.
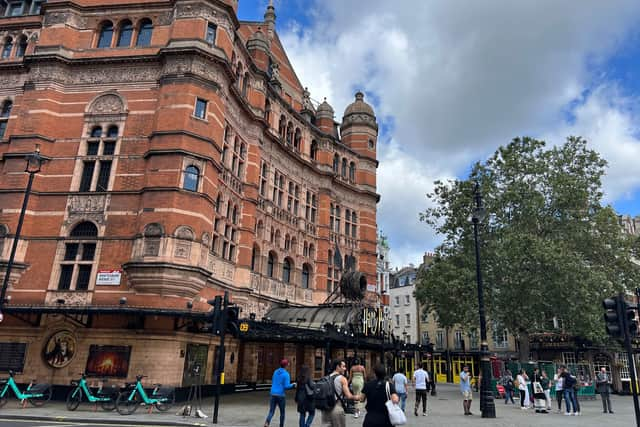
85, 345, 131, 378
43, 330, 77, 369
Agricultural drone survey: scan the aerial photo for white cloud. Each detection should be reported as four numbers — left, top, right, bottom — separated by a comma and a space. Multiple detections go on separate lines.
276, 0, 640, 267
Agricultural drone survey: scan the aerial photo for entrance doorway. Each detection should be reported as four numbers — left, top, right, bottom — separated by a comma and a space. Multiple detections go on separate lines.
256, 343, 284, 383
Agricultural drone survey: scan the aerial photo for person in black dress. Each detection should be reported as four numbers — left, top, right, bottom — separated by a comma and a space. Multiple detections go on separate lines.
361, 364, 400, 427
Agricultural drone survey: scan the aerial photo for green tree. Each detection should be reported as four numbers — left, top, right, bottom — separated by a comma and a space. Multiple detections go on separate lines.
415, 137, 640, 360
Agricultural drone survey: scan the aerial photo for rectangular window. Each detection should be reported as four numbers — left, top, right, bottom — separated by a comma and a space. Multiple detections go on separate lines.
206, 22, 217, 44
58, 265, 74, 290
0, 121, 6, 139
436, 330, 444, 349
64, 243, 79, 261
405, 295, 410, 305
394, 296, 400, 306
103, 141, 116, 155
395, 314, 400, 327
405, 313, 411, 325
76, 265, 92, 290
87, 141, 99, 155
95, 161, 111, 192
194, 98, 207, 119
79, 161, 96, 192
81, 243, 96, 261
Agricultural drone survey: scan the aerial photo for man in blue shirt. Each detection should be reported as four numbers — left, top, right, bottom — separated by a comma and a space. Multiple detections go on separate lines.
264, 359, 296, 427
460, 365, 473, 416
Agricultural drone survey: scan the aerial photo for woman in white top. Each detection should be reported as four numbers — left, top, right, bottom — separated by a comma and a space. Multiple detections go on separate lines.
554, 368, 564, 412
517, 369, 529, 409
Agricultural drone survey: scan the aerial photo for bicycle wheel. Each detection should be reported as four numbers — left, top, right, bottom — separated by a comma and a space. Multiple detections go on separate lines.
154, 390, 175, 412
116, 391, 140, 415
0, 394, 7, 408
101, 397, 116, 411
66, 388, 82, 411
29, 385, 52, 407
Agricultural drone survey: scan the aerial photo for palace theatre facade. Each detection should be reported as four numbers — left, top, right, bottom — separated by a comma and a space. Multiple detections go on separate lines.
0, 0, 384, 390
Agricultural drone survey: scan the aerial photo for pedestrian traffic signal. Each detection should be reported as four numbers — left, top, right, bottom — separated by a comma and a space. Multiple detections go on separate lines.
603, 297, 623, 338
225, 306, 240, 337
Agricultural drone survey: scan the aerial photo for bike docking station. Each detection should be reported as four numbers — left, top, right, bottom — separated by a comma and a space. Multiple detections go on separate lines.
0, 370, 52, 409
177, 363, 208, 419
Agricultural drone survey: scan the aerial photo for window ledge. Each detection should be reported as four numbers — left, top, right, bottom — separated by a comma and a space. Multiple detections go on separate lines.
191, 115, 208, 123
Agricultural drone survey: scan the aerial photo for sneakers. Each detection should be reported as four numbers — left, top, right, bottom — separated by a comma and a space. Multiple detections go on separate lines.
414, 411, 418, 417
564, 413, 571, 416
423, 412, 427, 416
575, 412, 581, 416
354, 413, 359, 419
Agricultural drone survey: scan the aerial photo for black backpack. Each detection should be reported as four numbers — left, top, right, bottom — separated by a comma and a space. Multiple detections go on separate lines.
313, 374, 339, 410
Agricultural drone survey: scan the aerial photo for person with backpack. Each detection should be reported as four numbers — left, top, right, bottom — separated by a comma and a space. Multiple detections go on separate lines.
319, 359, 362, 427
264, 359, 296, 427
295, 366, 315, 427
361, 364, 400, 427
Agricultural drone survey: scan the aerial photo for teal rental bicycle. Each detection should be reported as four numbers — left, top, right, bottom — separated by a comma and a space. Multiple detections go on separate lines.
115, 375, 175, 415
66, 373, 117, 411
0, 371, 52, 408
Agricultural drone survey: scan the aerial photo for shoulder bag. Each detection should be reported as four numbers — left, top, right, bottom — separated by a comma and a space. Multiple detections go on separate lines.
385, 382, 407, 426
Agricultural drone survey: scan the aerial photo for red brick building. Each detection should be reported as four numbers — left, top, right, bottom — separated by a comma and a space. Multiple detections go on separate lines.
0, 0, 379, 388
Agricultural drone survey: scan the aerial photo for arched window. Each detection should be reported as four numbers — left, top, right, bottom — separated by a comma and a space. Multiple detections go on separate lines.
349, 162, 356, 182
351, 212, 357, 238
0, 100, 12, 139
286, 122, 293, 145
275, 229, 281, 247
294, 128, 301, 151
341, 158, 347, 178
2, 37, 13, 59
279, 115, 286, 138
183, 165, 199, 191
333, 154, 340, 174
291, 237, 297, 254
242, 72, 249, 97
235, 62, 242, 87
282, 258, 292, 283
58, 221, 98, 291
232, 205, 238, 224
136, 19, 153, 47
309, 244, 315, 260
90, 126, 102, 138
267, 251, 276, 278
310, 140, 318, 161
303, 241, 308, 257
106, 125, 118, 139
284, 234, 290, 251
97, 22, 114, 48
301, 264, 310, 289
117, 20, 133, 47
15, 36, 27, 58
215, 193, 222, 213
251, 245, 260, 271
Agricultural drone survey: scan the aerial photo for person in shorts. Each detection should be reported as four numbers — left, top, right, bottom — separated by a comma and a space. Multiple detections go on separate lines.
460, 365, 473, 415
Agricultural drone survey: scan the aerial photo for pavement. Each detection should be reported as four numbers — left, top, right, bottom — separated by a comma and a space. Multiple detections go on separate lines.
0, 383, 637, 426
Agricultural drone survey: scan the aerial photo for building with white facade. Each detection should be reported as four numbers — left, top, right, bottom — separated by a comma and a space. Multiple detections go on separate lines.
389, 265, 419, 344
376, 233, 392, 295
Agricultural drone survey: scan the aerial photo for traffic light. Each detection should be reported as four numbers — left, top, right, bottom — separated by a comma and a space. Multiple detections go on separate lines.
207, 296, 223, 335
225, 306, 240, 337
624, 301, 639, 337
603, 297, 623, 338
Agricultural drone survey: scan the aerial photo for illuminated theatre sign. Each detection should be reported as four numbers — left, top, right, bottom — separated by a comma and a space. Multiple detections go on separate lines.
361, 307, 392, 337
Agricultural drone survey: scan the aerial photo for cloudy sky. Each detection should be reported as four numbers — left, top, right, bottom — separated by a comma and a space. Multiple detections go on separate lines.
239, 1, 640, 268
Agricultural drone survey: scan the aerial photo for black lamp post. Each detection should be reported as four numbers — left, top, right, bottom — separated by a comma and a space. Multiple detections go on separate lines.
471, 182, 496, 418
0, 145, 44, 323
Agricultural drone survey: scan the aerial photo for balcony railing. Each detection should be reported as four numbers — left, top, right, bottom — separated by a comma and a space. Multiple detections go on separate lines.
250, 272, 313, 303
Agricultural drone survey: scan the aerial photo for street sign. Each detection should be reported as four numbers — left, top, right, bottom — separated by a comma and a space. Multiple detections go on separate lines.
96, 270, 122, 285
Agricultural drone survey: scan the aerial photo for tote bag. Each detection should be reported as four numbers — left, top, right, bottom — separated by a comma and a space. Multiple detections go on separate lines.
385, 382, 407, 426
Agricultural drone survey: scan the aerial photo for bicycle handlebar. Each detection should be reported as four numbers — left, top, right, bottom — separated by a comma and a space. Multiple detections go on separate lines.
136, 375, 147, 381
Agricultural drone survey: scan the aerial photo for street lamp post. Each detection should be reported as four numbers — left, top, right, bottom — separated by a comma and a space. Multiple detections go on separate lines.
471, 182, 496, 418
0, 145, 44, 323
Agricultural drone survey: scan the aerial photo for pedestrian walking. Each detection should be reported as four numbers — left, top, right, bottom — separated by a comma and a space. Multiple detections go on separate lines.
361, 364, 400, 427
596, 367, 614, 414
516, 369, 529, 410
294, 366, 315, 427
501, 370, 515, 404
460, 365, 473, 416
554, 367, 564, 412
264, 359, 296, 427
349, 358, 366, 419
561, 368, 579, 416
392, 369, 408, 412
321, 359, 362, 427
413, 363, 429, 416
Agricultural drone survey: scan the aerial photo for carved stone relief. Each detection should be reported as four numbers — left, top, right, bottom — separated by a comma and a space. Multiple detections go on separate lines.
88, 94, 126, 115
